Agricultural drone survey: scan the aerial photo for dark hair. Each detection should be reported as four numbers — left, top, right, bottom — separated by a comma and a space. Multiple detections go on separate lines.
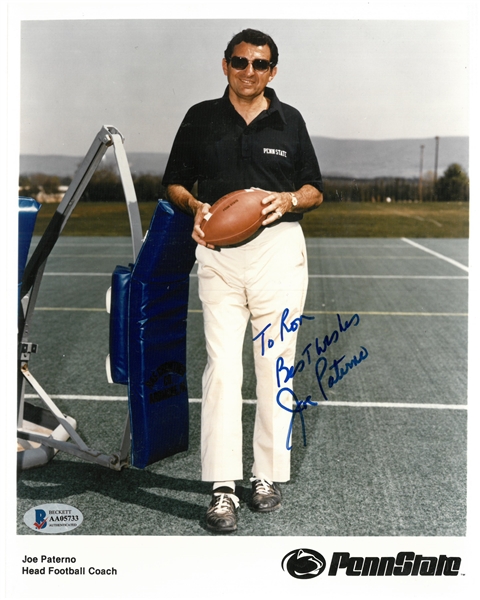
224, 28, 279, 67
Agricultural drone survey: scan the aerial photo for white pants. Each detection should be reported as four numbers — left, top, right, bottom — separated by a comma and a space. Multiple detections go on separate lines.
196, 221, 308, 483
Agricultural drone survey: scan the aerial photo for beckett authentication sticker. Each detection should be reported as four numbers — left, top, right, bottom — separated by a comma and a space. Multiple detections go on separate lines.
23, 504, 83, 534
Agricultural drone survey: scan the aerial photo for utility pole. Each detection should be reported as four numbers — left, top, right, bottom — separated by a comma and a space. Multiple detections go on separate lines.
433, 136, 440, 200
433, 137, 440, 183
419, 144, 425, 202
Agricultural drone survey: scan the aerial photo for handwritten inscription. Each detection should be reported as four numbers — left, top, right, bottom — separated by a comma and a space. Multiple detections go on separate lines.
315, 346, 369, 401
276, 388, 318, 451
275, 313, 361, 387
253, 308, 315, 356
302, 313, 360, 361
256, 311, 369, 449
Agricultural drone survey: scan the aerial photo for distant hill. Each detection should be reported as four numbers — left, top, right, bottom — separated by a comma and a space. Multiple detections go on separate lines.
311, 136, 468, 179
19, 152, 171, 180
20, 136, 468, 180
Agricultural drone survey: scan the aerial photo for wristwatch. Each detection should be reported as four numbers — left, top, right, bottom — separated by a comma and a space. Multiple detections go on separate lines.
290, 192, 298, 208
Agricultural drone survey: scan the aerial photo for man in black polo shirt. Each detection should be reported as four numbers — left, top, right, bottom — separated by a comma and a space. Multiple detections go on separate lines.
163, 28, 323, 533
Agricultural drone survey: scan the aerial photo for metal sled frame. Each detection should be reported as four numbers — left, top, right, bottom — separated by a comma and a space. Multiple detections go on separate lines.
17, 125, 142, 471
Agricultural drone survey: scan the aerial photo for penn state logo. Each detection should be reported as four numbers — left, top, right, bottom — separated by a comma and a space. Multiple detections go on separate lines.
281, 548, 326, 579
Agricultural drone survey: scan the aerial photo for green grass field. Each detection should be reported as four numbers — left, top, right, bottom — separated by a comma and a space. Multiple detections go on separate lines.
30, 201, 469, 238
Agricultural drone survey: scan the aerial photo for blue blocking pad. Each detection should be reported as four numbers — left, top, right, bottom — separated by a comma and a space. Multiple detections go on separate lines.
109, 200, 196, 468
18, 197, 41, 293
109, 265, 132, 385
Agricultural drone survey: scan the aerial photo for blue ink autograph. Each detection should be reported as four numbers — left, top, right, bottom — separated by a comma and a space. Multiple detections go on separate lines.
277, 347, 369, 450
280, 308, 315, 342
315, 346, 369, 401
276, 313, 361, 387
276, 388, 318, 451
253, 308, 315, 356
268, 312, 369, 450
302, 313, 360, 360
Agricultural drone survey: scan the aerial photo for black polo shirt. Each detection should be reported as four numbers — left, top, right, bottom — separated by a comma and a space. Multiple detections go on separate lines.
162, 87, 323, 221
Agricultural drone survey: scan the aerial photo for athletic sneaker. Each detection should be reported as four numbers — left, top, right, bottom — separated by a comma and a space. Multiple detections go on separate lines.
250, 477, 282, 512
206, 492, 239, 533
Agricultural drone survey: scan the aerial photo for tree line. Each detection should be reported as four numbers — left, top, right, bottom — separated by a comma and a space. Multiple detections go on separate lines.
324, 163, 469, 202
19, 163, 469, 203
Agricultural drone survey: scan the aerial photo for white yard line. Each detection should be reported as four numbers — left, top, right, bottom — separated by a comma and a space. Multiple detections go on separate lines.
401, 238, 469, 272
296, 310, 467, 317
42, 272, 468, 280
36, 307, 106, 312
25, 394, 466, 410
43, 272, 112, 276
35, 307, 467, 316
307, 274, 467, 279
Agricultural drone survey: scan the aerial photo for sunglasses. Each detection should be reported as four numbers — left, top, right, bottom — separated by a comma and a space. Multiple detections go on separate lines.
229, 56, 273, 72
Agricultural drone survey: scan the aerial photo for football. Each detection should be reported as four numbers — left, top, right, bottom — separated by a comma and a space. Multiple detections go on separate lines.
201, 188, 271, 246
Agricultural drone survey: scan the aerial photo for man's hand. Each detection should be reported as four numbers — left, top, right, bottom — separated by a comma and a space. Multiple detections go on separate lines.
260, 191, 293, 226
193, 202, 216, 249
258, 184, 323, 225
166, 184, 217, 250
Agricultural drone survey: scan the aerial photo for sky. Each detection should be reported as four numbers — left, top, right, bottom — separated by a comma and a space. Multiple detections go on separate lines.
14, 8, 471, 157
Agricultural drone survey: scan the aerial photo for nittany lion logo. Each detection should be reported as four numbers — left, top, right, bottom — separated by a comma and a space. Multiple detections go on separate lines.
281, 548, 326, 579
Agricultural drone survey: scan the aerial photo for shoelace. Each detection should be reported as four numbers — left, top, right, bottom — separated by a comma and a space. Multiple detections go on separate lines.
212, 493, 239, 513
250, 477, 274, 495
